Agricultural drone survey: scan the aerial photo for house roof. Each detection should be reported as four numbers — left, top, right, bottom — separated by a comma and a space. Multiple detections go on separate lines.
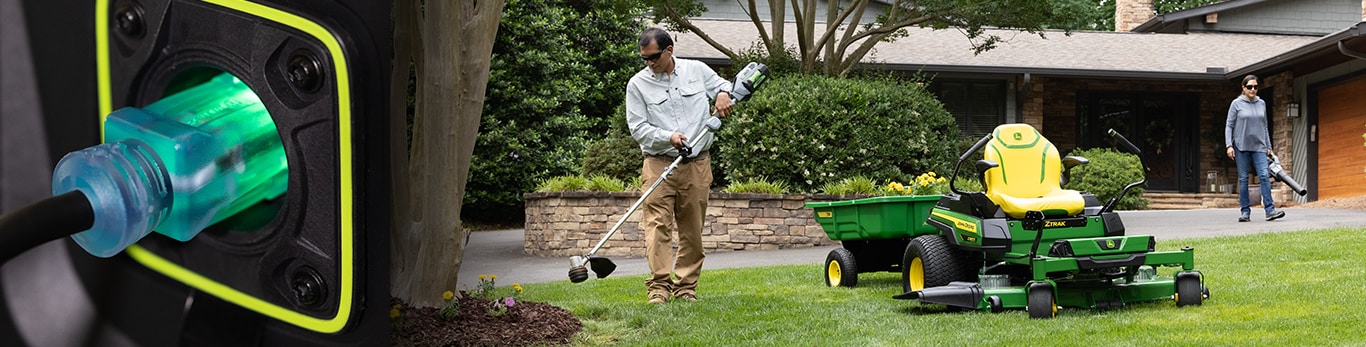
673, 19, 1321, 81
1131, 0, 1273, 33
1231, 21, 1366, 77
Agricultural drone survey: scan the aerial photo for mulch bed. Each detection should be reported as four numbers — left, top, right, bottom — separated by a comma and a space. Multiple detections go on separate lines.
391, 293, 582, 347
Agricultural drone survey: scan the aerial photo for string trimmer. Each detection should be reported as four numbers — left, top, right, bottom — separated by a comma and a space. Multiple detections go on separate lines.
569, 62, 769, 283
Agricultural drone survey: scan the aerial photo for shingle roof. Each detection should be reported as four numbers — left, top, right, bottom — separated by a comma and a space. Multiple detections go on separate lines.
673, 19, 1321, 80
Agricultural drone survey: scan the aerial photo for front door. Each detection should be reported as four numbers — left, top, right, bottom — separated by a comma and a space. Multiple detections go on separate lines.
1078, 92, 1200, 192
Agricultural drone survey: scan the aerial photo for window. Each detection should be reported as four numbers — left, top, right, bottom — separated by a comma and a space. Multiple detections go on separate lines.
931, 80, 1006, 138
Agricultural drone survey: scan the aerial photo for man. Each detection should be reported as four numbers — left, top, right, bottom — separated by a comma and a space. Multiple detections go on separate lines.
625, 27, 732, 304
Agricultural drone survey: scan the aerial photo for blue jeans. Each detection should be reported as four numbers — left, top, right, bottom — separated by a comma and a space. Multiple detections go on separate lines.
1235, 150, 1275, 215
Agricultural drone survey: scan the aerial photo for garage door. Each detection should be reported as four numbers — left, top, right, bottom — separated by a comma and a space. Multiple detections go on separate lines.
1316, 77, 1366, 199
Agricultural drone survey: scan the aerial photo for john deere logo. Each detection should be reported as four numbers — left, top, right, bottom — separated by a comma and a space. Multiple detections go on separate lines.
817, 211, 832, 218
1013, 132, 1023, 141
1104, 239, 1118, 249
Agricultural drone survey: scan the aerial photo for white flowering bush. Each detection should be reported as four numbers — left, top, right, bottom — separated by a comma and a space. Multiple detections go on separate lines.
717, 74, 959, 192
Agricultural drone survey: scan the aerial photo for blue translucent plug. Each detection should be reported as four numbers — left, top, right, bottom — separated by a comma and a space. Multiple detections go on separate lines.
52, 73, 288, 257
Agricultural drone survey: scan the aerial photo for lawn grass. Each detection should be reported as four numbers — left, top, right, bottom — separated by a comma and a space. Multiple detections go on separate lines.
518, 228, 1366, 346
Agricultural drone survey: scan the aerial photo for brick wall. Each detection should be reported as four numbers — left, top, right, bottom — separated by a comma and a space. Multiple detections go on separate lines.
523, 192, 845, 257
1265, 72, 1296, 204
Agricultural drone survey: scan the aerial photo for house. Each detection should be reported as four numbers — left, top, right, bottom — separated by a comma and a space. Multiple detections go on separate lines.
670, 0, 1366, 206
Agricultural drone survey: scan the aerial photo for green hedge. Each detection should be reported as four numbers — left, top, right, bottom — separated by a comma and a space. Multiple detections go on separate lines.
716, 74, 959, 192
1063, 147, 1149, 210
463, 0, 645, 222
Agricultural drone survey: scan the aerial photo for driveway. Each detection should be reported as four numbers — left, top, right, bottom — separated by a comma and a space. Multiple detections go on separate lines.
459, 207, 1366, 286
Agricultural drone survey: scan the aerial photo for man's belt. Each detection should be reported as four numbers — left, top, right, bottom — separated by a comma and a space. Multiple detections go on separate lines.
645, 151, 709, 161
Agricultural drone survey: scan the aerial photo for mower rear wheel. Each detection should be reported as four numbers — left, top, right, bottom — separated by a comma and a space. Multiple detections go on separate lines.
1175, 272, 1203, 307
902, 235, 968, 293
1027, 283, 1057, 319
825, 248, 859, 287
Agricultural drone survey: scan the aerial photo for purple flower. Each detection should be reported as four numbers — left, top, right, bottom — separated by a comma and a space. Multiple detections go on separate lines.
503, 297, 516, 307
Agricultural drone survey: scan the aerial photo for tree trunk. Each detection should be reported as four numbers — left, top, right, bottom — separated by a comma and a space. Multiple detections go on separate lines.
389, 0, 505, 308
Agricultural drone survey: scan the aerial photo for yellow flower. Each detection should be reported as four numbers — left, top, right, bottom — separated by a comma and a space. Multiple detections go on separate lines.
490, 275, 497, 281
478, 274, 487, 281
442, 290, 454, 301
389, 307, 401, 319
513, 283, 524, 294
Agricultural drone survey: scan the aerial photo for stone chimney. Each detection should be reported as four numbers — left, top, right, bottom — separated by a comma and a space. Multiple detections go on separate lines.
1116, 0, 1155, 32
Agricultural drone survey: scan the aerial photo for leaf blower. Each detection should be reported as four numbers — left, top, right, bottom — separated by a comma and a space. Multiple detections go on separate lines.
1268, 152, 1307, 196
568, 62, 770, 283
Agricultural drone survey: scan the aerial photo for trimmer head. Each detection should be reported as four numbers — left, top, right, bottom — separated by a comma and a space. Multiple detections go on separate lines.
588, 256, 617, 278
567, 255, 617, 283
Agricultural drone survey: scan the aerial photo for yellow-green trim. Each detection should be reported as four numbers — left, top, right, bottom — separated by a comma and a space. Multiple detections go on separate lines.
99, 0, 355, 333
931, 210, 978, 234
96, 0, 111, 139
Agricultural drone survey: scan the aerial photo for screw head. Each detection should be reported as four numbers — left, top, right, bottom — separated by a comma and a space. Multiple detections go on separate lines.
290, 267, 326, 306
286, 51, 322, 92
113, 1, 144, 37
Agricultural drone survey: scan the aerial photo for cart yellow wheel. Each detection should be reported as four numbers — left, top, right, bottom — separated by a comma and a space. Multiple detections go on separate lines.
824, 248, 859, 287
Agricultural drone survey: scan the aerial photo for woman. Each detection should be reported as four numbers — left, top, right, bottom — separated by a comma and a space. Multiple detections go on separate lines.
1224, 74, 1286, 222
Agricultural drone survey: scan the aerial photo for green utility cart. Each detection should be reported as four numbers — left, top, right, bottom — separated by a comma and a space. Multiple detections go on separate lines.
807, 195, 941, 288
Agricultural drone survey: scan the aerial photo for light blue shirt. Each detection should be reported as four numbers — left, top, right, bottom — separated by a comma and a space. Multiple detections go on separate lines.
625, 58, 732, 157
1225, 95, 1271, 153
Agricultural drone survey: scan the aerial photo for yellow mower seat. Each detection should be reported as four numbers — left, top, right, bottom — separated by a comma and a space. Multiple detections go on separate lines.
983, 124, 1085, 219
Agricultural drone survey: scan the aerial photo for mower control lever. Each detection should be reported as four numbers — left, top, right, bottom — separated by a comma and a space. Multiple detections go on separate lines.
1107, 129, 1142, 156
1103, 129, 1148, 213
950, 133, 995, 194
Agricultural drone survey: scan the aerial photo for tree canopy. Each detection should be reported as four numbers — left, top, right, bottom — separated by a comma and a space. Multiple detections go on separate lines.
647, 0, 1088, 76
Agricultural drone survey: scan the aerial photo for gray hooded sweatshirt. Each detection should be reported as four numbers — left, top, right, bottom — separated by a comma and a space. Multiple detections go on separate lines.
1225, 95, 1270, 153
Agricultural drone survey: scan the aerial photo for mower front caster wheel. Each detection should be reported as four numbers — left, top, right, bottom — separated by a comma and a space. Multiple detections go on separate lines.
825, 248, 859, 287
1175, 272, 1204, 307
1027, 283, 1057, 319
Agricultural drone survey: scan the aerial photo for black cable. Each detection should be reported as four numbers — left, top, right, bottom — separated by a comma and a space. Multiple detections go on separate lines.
0, 190, 94, 264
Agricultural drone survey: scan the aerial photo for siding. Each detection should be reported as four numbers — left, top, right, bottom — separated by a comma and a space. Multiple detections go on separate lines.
1187, 0, 1360, 35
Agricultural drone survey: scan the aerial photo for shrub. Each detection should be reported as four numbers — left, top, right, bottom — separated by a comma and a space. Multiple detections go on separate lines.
587, 175, 626, 192
1063, 147, 1149, 210
722, 177, 789, 194
817, 176, 880, 196
535, 175, 631, 193
952, 176, 985, 193
463, 0, 645, 223
717, 74, 959, 193
535, 176, 591, 192
582, 103, 643, 182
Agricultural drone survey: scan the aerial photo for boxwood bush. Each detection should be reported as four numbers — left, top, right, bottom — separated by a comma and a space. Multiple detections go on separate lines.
1063, 147, 1149, 210
716, 74, 959, 192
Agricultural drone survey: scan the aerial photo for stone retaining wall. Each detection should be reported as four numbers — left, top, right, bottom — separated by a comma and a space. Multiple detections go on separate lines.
523, 192, 852, 257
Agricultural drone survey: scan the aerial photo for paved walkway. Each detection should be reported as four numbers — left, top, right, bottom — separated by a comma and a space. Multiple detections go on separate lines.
459, 207, 1366, 286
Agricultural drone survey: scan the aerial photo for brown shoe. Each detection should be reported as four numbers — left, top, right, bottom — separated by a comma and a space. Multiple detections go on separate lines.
674, 292, 698, 302
647, 293, 669, 304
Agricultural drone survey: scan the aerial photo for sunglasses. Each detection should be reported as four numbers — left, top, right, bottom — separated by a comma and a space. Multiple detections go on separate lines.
1244, 84, 1259, 90
641, 48, 668, 63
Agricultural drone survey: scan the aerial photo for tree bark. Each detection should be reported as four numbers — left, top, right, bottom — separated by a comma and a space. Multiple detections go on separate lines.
390, 0, 505, 308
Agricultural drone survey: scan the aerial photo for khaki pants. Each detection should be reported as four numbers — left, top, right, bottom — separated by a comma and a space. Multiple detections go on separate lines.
640, 154, 711, 298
